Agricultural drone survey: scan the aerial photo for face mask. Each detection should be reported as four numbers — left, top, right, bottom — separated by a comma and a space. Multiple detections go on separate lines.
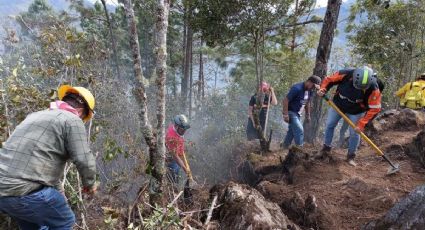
177, 127, 186, 136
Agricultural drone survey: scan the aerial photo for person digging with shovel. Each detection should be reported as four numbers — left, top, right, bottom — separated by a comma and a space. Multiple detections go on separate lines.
317, 67, 382, 167
165, 114, 193, 186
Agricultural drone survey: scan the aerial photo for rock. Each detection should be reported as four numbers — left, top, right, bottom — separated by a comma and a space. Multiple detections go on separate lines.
363, 185, 425, 230
369, 108, 425, 133
409, 129, 425, 168
210, 182, 300, 230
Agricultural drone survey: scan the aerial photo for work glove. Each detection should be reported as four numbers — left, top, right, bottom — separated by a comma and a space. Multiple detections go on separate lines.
354, 126, 363, 134
317, 88, 326, 97
83, 182, 98, 195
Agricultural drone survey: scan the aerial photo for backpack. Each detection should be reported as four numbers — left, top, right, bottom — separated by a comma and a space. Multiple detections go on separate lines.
376, 78, 385, 92
339, 74, 384, 110
404, 81, 425, 109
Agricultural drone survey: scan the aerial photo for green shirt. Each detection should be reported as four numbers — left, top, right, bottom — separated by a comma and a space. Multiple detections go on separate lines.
0, 109, 96, 196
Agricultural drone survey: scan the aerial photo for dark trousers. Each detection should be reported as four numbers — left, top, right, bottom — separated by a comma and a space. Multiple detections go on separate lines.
246, 109, 267, 140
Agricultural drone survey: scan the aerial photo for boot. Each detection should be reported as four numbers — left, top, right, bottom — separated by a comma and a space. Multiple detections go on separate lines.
347, 154, 357, 167
316, 144, 332, 159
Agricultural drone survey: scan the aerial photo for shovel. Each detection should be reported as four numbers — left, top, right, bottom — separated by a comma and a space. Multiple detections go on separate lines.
182, 152, 195, 204
323, 94, 400, 175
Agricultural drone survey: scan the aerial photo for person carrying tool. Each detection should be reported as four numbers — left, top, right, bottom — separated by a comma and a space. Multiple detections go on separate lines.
317, 67, 382, 166
395, 73, 425, 110
281, 75, 321, 148
246, 81, 278, 140
338, 73, 385, 147
166, 114, 192, 184
0, 85, 97, 230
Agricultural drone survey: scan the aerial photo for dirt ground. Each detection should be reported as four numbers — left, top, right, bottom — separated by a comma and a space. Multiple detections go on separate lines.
81, 109, 425, 230
250, 129, 425, 230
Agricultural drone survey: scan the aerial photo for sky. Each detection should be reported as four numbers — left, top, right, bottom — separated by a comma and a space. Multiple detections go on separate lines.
87, 0, 119, 6
316, 0, 350, 8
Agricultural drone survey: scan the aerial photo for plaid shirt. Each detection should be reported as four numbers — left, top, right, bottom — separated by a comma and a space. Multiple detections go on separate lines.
0, 109, 96, 196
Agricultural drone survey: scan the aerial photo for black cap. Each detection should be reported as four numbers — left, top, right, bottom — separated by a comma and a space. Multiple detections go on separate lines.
308, 75, 321, 85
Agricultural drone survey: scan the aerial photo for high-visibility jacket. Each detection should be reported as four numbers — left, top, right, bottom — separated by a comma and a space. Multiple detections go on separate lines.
320, 69, 382, 131
395, 80, 425, 109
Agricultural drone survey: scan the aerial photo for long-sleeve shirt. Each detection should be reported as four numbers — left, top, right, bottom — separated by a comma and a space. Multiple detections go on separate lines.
321, 70, 382, 130
0, 108, 96, 196
165, 124, 185, 157
395, 80, 425, 108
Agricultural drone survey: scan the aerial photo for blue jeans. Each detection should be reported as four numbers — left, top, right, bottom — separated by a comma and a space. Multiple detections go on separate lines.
338, 121, 349, 147
167, 160, 180, 184
0, 187, 75, 230
324, 107, 363, 158
283, 111, 304, 147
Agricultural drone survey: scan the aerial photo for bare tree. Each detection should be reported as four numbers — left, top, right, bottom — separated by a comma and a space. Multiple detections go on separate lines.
122, 0, 169, 205
304, 0, 343, 143
153, 0, 170, 204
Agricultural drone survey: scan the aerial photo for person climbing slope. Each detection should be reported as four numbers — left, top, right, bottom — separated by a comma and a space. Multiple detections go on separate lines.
317, 67, 382, 166
0, 85, 97, 230
246, 81, 277, 140
281, 75, 321, 148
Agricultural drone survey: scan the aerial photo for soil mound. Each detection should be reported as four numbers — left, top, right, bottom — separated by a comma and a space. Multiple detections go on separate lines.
368, 108, 425, 134
408, 129, 425, 168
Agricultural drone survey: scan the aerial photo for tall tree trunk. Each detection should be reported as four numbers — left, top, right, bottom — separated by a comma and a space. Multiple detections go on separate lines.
252, 32, 270, 152
170, 49, 177, 98
181, 9, 187, 99
201, 51, 205, 99
188, 37, 193, 118
198, 40, 203, 101
182, 1, 193, 113
152, 0, 170, 205
254, 35, 260, 88
304, 0, 342, 143
290, 0, 299, 53
122, 0, 158, 204
100, 0, 121, 80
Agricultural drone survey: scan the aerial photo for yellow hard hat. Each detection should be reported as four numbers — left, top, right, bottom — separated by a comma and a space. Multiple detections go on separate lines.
58, 85, 95, 122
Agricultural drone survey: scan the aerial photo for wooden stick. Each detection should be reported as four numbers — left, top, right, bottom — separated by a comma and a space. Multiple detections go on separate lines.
169, 190, 184, 207
180, 204, 222, 215
204, 195, 218, 226
160, 191, 184, 224
137, 205, 144, 225
263, 92, 272, 136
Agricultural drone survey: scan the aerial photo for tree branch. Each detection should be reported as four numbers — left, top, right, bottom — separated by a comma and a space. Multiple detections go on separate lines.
266, 19, 324, 32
